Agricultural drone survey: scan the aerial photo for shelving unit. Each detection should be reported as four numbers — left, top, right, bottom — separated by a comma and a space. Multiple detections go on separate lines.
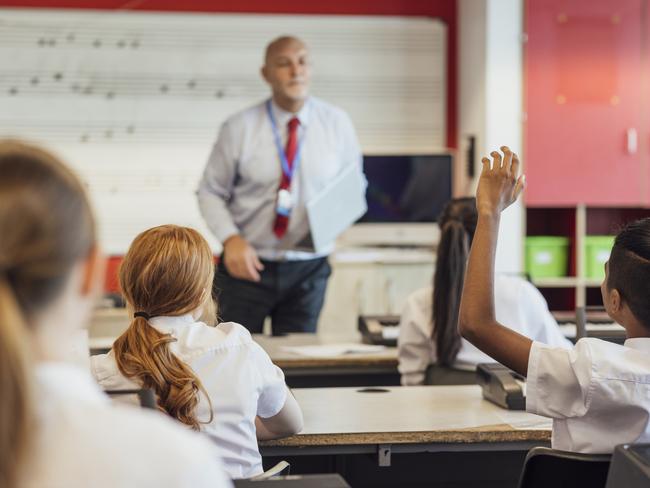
523, 0, 650, 311
527, 205, 650, 311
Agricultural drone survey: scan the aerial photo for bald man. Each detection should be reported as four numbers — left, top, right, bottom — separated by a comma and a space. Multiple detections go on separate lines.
198, 36, 365, 335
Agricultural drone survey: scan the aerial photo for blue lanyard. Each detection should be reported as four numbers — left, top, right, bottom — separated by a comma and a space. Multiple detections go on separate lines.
266, 99, 305, 180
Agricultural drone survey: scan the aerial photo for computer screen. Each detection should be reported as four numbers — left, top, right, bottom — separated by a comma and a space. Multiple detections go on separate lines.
359, 154, 452, 223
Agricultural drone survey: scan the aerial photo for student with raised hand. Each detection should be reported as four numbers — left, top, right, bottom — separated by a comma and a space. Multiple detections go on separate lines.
398, 197, 571, 386
91, 225, 303, 479
0, 140, 231, 488
459, 146, 650, 453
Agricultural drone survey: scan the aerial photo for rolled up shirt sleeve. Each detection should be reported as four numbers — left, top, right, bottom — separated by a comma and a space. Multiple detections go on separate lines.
250, 342, 288, 419
526, 340, 593, 419
197, 121, 240, 244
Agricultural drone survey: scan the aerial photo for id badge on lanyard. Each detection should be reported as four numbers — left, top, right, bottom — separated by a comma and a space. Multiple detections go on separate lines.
276, 188, 293, 217
266, 100, 306, 217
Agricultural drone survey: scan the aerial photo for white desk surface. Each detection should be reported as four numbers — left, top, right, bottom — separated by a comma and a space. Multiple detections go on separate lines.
261, 385, 551, 448
253, 333, 397, 369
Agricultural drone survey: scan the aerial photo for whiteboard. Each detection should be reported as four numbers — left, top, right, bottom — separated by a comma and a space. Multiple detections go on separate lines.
0, 9, 446, 254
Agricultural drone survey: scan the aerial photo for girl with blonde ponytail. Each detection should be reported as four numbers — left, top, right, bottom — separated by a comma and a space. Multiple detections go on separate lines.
0, 140, 230, 488
112, 226, 216, 431
92, 225, 303, 480
397, 197, 572, 385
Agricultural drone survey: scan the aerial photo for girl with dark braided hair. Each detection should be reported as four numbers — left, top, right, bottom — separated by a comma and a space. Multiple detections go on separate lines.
398, 197, 571, 385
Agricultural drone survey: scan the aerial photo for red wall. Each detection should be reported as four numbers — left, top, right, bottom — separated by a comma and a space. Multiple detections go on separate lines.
3, 0, 457, 292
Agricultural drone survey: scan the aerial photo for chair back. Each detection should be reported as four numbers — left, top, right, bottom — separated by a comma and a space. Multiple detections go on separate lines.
517, 447, 610, 488
606, 444, 650, 488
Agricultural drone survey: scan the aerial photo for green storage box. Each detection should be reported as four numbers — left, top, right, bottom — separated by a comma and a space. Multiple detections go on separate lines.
585, 235, 615, 280
525, 236, 570, 279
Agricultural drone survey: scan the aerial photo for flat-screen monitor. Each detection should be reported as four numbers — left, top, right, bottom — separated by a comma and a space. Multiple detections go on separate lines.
339, 154, 453, 247
359, 154, 452, 223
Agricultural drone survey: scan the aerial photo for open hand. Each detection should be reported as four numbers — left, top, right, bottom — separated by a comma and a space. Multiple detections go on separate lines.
223, 235, 264, 282
476, 146, 526, 217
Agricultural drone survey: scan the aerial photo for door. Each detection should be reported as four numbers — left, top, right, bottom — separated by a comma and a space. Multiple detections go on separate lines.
525, 0, 644, 206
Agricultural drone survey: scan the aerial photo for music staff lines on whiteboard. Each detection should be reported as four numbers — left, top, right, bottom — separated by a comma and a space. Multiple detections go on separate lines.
0, 121, 217, 143
0, 20, 440, 52
84, 173, 196, 194
0, 72, 438, 100
0, 122, 436, 147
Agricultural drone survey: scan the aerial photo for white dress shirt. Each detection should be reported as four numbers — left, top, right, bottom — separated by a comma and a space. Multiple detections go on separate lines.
23, 362, 231, 488
197, 96, 364, 261
527, 337, 650, 453
398, 274, 572, 385
92, 317, 289, 479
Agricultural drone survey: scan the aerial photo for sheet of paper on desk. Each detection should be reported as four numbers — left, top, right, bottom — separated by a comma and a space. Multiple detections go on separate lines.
281, 343, 386, 358
381, 327, 400, 340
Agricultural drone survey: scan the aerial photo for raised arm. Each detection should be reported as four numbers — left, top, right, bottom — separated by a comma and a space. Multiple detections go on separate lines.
458, 146, 532, 376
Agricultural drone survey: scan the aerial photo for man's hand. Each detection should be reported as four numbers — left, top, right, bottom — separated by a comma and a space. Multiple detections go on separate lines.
477, 146, 526, 218
223, 235, 264, 282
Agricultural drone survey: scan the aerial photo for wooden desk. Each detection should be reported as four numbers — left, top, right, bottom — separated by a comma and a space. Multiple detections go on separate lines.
253, 334, 399, 388
262, 385, 549, 455
261, 386, 550, 487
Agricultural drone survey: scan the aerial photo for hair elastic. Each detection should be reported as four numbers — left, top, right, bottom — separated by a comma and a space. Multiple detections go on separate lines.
133, 311, 150, 320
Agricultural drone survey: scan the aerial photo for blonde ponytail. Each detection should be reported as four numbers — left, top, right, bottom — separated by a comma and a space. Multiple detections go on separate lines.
113, 225, 216, 430
113, 316, 213, 430
0, 277, 33, 488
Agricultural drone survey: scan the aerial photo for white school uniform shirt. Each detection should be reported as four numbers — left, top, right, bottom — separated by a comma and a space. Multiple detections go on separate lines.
91, 317, 288, 479
197, 96, 365, 261
23, 362, 232, 488
398, 274, 572, 385
527, 337, 650, 453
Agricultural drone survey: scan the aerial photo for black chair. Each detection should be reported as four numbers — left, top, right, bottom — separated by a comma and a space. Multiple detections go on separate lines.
606, 444, 650, 488
517, 447, 611, 488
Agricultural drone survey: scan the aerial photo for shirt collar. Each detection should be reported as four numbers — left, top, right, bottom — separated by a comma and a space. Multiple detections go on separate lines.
148, 313, 196, 332
624, 337, 650, 353
35, 361, 109, 406
269, 97, 311, 128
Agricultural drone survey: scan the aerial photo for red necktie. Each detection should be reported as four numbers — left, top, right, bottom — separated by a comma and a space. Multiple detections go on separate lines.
273, 117, 300, 238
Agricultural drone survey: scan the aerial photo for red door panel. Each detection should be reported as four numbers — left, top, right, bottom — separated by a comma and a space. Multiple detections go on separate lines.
525, 0, 643, 206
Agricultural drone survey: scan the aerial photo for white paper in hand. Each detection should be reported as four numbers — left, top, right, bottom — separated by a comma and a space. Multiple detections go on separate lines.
302, 164, 367, 253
